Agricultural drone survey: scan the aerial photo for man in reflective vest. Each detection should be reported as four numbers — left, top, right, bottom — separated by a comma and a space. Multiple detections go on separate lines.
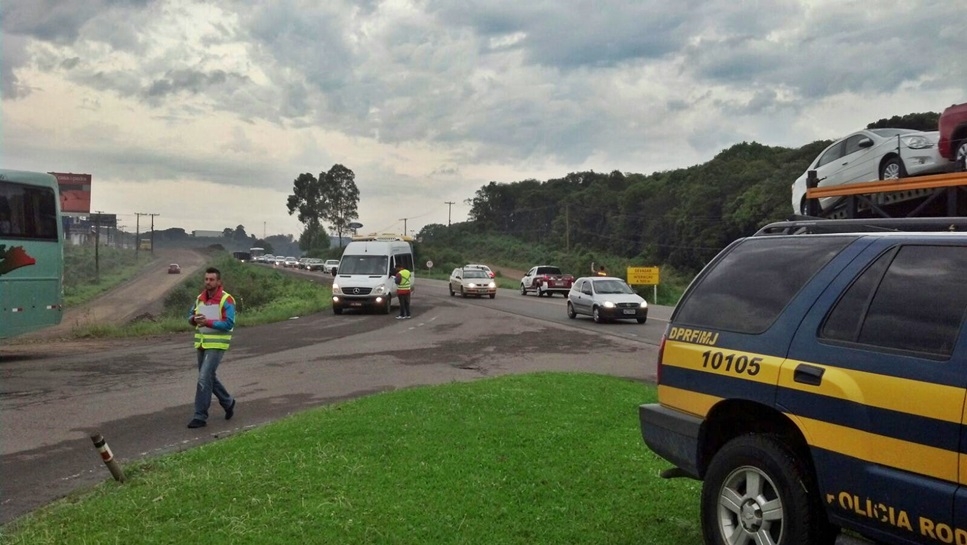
394, 264, 412, 319
186, 267, 237, 429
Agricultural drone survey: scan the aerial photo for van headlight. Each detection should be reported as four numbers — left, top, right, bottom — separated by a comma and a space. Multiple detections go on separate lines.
332, 282, 342, 295
374, 283, 386, 295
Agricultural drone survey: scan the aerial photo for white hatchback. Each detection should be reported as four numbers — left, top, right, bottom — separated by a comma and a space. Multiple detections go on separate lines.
791, 128, 948, 215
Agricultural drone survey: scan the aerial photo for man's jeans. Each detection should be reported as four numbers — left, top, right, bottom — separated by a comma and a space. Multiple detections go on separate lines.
194, 348, 233, 421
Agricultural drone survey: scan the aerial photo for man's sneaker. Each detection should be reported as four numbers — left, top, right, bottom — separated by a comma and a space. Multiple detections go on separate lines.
396, 316, 404, 320
187, 419, 206, 429
404, 316, 412, 319
225, 399, 236, 421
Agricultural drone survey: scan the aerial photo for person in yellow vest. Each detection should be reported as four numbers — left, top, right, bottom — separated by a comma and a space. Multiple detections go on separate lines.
394, 264, 412, 319
186, 267, 236, 429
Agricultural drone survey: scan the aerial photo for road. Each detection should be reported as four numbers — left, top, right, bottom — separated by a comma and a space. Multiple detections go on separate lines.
0, 263, 670, 526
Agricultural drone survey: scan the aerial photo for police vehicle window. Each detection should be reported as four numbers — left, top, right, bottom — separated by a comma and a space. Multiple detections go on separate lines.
675, 237, 851, 334
857, 245, 967, 357
821, 249, 892, 342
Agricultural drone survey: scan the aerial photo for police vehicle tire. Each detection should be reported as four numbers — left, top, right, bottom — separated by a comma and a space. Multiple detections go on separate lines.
701, 434, 835, 545
567, 302, 577, 319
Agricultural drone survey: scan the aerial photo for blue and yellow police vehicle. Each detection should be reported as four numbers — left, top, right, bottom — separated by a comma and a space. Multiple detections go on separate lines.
640, 217, 967, 545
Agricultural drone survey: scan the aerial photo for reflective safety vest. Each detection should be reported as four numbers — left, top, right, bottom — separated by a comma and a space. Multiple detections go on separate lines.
193, 292, 233, 350
397, 269, 412, 293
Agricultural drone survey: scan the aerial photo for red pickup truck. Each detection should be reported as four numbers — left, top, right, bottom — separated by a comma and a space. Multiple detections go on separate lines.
519, 265, 574, 297
938, 102, 967, 169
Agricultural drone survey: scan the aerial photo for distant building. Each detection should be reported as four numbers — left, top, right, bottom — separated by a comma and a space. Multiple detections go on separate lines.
191, 230, 224, 238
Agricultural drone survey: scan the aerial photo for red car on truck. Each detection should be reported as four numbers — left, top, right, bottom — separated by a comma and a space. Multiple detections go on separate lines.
938, 101, 967, 170
519, 265, 574, 297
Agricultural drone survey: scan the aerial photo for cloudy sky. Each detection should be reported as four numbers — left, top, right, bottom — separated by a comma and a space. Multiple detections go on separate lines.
2, 0, 964, 238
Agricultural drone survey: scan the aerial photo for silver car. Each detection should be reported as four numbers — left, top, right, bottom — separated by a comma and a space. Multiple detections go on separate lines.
449, 267, 497, 299
791, 128, 948, 215
566, 277, 647, 324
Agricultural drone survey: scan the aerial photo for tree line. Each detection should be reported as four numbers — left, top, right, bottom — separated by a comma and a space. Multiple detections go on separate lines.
419, 112, 941, 277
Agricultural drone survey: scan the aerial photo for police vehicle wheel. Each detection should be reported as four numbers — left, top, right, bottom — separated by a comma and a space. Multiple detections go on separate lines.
566, 302, 577, 319
701, 434, 836, 545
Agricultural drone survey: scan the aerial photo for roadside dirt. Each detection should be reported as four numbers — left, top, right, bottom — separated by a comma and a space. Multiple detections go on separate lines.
9, 248, 205, 347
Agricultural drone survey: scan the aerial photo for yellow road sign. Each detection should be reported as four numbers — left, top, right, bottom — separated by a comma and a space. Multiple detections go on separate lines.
628, 266, 659, 285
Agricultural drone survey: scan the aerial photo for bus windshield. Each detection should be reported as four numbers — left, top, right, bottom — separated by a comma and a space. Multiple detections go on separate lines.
0, 170, 64, 339
338, 255, 388, 275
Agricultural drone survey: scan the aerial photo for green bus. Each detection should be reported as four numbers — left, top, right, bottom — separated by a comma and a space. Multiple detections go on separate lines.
0, 169, 64, 339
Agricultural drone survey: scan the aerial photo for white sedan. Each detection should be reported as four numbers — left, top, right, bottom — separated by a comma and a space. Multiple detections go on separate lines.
791, 128, 948, 215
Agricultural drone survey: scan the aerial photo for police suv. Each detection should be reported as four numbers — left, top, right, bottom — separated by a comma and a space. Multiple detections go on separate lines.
639, 218, 967, 545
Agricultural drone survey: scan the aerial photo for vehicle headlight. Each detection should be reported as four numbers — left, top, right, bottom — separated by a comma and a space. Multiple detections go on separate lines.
332, 282, 342, 295
468, 283, 477, 288
639, 301, 648, 308
603, 301, 615, 308
900, 135, 933, 149
488, 282, 495, 288
374, 283, 386, 295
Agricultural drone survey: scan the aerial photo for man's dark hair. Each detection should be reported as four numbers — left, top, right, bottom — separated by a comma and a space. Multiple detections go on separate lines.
206, 267, 221, 279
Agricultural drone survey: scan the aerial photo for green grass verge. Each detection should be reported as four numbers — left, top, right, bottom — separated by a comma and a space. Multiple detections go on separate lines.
0, 374, 701, 545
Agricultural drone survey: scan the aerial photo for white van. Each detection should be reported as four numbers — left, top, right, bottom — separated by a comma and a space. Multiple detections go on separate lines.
332, 239, 414, 314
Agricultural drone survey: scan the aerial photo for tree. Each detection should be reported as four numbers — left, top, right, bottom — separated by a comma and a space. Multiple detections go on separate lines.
298, 220, 330, 252
221, 228, 233, 238
286, 164, 360, 250
233, 225, 248, 241
319, 164, 359, 248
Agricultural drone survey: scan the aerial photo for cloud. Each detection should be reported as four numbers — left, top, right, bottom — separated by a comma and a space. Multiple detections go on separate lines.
2, 0, 965, 236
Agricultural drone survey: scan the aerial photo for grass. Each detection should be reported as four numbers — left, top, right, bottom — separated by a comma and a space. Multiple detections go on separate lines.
63, 245, 160, 307
0, 374, 702, 545
67, 255, 332, 338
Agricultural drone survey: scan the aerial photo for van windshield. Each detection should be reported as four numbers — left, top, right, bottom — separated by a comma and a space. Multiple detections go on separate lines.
339, 255, 388, 275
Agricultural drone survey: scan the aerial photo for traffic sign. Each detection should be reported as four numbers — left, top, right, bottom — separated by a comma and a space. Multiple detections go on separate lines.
627, 266, 660, 285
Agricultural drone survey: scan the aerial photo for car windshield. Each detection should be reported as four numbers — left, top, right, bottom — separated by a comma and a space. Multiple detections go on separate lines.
592, 279, 634, 294
338, 255, 388, 275
464, 270, 488, 278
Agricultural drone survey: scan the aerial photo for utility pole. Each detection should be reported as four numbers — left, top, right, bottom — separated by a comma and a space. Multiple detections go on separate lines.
444, 201, 455, 227
94, 211, 102, 283
135, 212, 147, 259
399, 217, 408, 237
148, 213, 160, 255
565, 204, 570, 253
263, 221, 266, 239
